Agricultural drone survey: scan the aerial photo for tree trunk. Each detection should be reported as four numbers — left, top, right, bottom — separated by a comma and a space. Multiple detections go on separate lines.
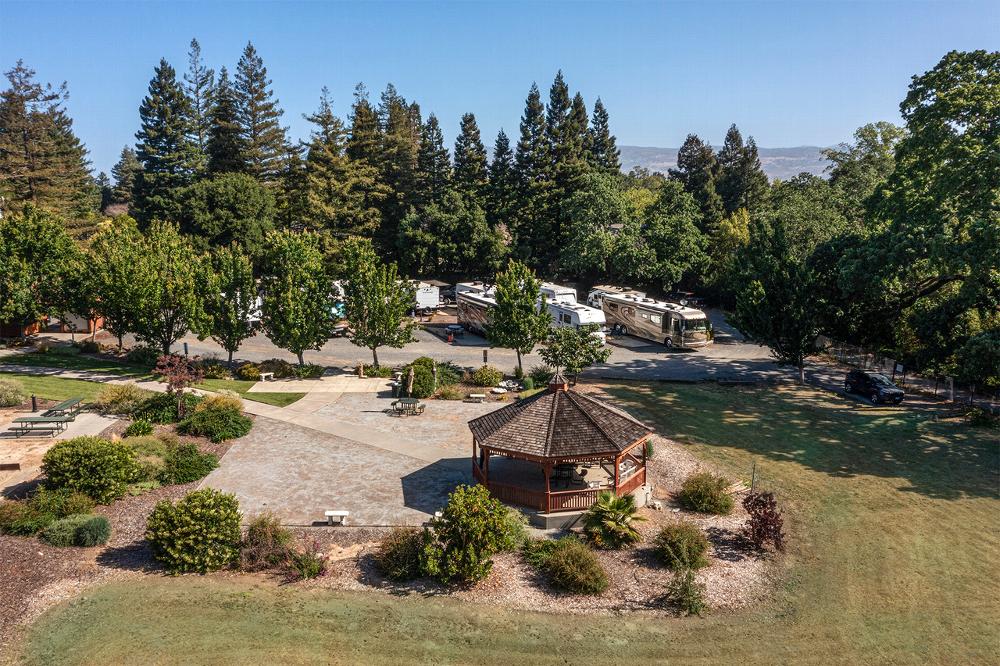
371, 347, 379, 368
798, 361, 805, 385
117, 333, 124, 352
296, 351, 304, 366
516, 349, 522, 373
162, 339, 171, 355
228, 349, 234, 364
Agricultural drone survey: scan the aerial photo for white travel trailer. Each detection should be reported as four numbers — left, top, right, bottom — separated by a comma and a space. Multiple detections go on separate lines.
412, 281, 441, 312
540, 282, 607, 343
546, 300, 607, 343
456, 281, 496, 334
588, 285, 713, 349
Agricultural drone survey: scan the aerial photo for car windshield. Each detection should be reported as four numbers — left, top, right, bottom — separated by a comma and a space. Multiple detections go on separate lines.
685, 318, 709, 332
870, 374, 894, 387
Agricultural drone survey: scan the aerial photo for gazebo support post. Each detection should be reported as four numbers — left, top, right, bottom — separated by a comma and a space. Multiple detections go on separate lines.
544, 462, 552, 513
614, 453, 621, 493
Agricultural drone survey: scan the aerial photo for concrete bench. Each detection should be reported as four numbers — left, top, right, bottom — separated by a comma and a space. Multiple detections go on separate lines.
467, 393, 486, 403
324, 510, 349, 526
259, 372, 275, 382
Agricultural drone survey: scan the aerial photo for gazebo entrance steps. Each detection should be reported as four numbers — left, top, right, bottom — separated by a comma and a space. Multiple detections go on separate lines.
513, 483, 653, 529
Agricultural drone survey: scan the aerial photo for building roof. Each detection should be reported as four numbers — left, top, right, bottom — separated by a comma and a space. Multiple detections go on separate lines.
468, 386, 653, 461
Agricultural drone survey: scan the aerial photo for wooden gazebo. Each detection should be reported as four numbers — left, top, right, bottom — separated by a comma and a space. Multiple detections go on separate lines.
468, 374, 654, 513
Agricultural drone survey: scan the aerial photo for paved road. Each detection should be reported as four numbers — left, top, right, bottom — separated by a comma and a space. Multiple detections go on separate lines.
104, 308, 788, 383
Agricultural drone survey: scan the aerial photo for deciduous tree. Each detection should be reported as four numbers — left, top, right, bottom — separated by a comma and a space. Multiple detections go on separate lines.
487, 260, 551, 373
538, 324, 611, 377
181, 172, 275, 254
195, 243, 259, 363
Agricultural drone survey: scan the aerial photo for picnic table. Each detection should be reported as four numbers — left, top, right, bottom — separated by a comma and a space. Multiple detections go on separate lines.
391, 398, 425, 416
43, 397, 83, 417
10, 415, 74, 438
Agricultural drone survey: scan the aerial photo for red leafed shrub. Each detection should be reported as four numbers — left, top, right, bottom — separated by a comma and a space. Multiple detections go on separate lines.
742, 491, 785, 552
156, 354, 204, 418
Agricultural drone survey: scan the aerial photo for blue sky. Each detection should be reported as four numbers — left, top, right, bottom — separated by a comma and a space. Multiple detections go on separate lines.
2, 1, 997, 175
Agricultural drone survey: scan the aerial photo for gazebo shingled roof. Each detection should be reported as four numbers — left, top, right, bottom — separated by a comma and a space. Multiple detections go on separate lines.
467, 384, 653, 461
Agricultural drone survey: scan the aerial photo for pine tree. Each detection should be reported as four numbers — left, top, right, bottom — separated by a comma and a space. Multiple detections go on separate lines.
133, 58, 199, 224
0, 61, 97, 221
96, 172, 113, 210
415, 113, 451, 207
717, 124, 769, 214
301, 88, 381, 237
183, 38, 214, 172
545, 73, 590, 261
487, 129, 517, 230
670, 133, 724, 232
589, 98, 620, 174
345, 83, 389, 236
110, 146, 141, 206
512, 83, 551, 265
453, 112, 488, 206
205, 67, 246, 175
376, 84, 421, 254
234, 42, 288, 183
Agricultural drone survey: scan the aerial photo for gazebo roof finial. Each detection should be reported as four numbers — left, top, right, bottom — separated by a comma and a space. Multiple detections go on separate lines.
548, 371, 569, 392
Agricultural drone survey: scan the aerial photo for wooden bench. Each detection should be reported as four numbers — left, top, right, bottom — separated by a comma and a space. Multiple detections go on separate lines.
0, 462, 21, 471
259, 372, 275, 382
10, 415, 74, 437
467, 393, 486, 403
324, 510, 349, 526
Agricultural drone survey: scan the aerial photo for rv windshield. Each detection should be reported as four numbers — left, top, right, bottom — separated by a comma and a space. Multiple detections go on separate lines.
685, 318, 710, 332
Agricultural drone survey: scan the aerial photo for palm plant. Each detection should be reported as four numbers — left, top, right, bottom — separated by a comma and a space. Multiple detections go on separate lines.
582, 491, 645, 549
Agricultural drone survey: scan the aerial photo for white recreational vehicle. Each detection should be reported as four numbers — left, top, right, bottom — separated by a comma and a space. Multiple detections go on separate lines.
588, 285, 713, 349
412, 281, 441, 312
539, 282, 607, 343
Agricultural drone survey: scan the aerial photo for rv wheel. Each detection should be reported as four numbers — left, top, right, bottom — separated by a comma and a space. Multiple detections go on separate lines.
618, 325, 628, 336
664, 338, 673, 348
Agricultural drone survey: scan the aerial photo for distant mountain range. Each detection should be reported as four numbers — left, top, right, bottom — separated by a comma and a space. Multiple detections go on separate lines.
619, 145, 829, 181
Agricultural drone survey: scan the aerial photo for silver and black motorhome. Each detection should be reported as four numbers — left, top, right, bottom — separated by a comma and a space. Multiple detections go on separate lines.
588, 285, 713, 349
456, 281, 496, 335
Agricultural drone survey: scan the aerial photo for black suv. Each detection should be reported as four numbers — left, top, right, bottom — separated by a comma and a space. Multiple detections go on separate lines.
844, 370, 905, 404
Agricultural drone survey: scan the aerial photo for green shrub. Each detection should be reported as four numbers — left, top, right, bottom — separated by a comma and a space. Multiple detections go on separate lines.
0, 379, 26, 407
408, 364, 436, 399
582, 491, 645, 549
436, 362, 462, 386
179, 406, 252, 443
133, 392, 203, 424
239, 512, 293, 571
235, 363, 261, 381
286, 541, 326, 580
29, 486, 95, 518
471, 364, 503, 387
653, 522, 710, 570
77, 339, 101, 354
159, 443, 219, 484
42, 437, 142, 503
666, 568, 708, 616
146, 488, 242, 573
421, 484, 519, 584
258, 358, 296, 378
294, 364, 325, 379
75, 514, 111, 546
124, 419, 154, 437
0, 502, 50, 535
529, 364, 554, 386
199, 361, 232, 379
49, 344, 81, 357
126, 434, 170, 458
375, 527, 426, 581
513, 365, 524, 380
644, 440, 655, 460
41, 514, 111, 547
93, 383, 155, 416
678, 472, 734, 515
434, 384, 464, 400
411, 356, 435, 370
534, 537, 609, 594
126, 345, 160, 367
359, 363, 396, 378
967, 407, 999, 429
521, 377, 535, 391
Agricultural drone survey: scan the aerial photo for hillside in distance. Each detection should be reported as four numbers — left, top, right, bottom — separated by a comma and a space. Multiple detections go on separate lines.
619, 145, 829, 181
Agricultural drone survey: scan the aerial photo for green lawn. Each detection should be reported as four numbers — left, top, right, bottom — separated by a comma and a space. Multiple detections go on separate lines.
0, 351, 152, 378
0, 372, 105, 401
17, 383, 1000, 664
196, 378, 306, 408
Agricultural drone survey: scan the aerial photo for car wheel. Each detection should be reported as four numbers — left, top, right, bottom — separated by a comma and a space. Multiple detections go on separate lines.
844, 382, 852, 393
664, 338, 673, 349
870, 391, 879, 404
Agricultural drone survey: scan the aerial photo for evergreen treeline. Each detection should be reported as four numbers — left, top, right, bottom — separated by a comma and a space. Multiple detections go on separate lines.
0, 44, 997, 388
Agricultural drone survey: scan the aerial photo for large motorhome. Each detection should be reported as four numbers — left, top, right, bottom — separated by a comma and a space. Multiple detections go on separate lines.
456, 281, 496, 335
588, 285, 713, 349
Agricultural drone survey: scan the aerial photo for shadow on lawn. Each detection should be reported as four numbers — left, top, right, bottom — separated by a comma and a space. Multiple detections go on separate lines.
602, 382, 999, 501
